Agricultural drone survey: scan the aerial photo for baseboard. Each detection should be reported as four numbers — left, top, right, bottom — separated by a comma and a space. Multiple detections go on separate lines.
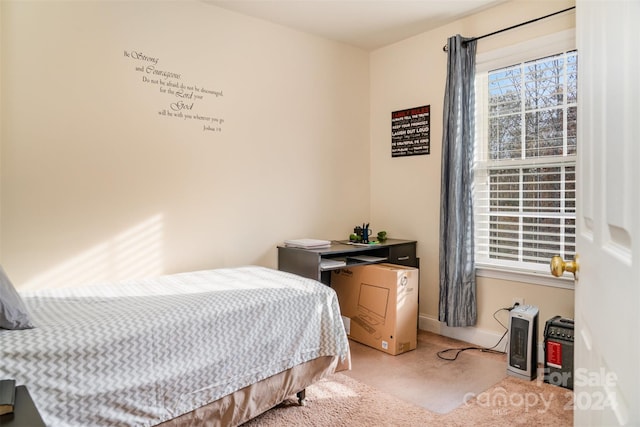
419, 314, 544, 361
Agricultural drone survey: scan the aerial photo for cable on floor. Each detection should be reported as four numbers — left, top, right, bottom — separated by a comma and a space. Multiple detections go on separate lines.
436, 304, 516, 361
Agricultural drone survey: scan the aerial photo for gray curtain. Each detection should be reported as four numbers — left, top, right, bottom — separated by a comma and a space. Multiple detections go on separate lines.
439, 35, 477, 327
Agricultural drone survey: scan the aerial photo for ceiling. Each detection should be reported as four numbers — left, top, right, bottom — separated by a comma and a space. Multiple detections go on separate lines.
205, 0, 508, 51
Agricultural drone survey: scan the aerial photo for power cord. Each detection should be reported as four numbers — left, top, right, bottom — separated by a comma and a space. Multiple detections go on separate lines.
436, 303, 518, 361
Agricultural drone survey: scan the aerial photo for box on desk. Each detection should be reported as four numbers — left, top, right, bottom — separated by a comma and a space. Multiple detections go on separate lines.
331, 263, 418, 355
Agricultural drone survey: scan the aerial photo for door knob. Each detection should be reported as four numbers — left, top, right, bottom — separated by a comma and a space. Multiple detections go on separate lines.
550, 255, 579, 278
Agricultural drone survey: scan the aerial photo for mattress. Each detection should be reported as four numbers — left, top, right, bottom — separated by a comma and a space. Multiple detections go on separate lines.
0, 266, 350, 426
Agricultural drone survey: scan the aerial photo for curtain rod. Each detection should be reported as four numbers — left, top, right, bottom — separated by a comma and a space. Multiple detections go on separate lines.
442, 6, 576, 52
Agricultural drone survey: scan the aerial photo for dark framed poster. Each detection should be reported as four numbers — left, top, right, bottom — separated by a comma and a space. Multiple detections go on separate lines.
391, 105, 430, 157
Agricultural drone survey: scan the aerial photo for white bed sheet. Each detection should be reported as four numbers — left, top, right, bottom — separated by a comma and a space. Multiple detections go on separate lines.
0, 266, 349, 427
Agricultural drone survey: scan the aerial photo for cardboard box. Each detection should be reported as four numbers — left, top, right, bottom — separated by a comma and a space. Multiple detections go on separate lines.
331, 263, 418, 355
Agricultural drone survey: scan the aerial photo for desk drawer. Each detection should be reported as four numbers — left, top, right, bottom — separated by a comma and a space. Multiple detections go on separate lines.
387, 243, 417, 267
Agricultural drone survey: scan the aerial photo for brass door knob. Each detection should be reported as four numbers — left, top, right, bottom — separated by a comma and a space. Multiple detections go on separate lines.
550, 255, 579, 278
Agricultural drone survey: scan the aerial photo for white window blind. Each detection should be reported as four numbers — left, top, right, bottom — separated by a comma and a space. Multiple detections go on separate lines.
474, 49, 577, 277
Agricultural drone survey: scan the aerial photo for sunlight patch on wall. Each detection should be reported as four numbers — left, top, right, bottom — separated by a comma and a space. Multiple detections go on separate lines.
22, 214, 164, 290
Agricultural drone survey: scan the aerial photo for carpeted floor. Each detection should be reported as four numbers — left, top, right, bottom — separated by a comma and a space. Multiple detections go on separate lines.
243, 331, 573, 426
244, 371, 573, 426
343, 331, 508, 414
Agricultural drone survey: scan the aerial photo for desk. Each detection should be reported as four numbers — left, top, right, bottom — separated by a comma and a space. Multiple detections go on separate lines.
0, 386, 46, 427
277, 239, 417, 285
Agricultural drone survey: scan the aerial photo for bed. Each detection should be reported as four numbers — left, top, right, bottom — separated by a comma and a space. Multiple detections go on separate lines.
0, 266, 350, 426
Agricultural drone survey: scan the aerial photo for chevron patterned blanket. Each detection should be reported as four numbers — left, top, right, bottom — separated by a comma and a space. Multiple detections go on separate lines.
1, 266, 349, 426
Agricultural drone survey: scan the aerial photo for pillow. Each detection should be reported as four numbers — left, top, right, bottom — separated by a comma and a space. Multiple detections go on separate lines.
0, 265, 34, 330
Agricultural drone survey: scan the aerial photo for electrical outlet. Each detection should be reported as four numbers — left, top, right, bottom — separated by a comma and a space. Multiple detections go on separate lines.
512, 297, 524, 307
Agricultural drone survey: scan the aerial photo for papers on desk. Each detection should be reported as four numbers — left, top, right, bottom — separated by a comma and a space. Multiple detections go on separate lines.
284, 239, 332, 249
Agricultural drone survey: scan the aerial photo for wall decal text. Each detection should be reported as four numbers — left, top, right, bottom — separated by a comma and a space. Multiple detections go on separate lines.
124, 50, 225, 133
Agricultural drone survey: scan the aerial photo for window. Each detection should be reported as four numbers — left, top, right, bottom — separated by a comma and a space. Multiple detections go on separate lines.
474, 38, 577, 283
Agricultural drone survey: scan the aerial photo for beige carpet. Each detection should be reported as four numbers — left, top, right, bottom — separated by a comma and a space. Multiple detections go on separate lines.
343, 332, 508, 414
243, 372, 573, 426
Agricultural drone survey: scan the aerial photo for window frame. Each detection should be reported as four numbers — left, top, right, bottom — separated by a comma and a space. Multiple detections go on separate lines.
474, 30, 576, 289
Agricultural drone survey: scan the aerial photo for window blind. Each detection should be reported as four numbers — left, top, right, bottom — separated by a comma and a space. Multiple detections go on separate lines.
474, 50, 577, 273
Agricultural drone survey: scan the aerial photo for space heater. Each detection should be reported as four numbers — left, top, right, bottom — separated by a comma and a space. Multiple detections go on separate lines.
543, 316, 574, 389
507, 304, 539, 380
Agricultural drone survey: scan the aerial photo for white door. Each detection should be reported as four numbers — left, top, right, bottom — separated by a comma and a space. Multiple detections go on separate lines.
573, 1, 639, 425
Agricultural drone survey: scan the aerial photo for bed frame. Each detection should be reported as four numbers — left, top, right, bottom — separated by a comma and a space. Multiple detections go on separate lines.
158, 354, 350, 426
2, 267, 351, 426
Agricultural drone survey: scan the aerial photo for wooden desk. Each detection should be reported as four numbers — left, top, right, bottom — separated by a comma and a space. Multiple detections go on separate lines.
278, 239, 417, 285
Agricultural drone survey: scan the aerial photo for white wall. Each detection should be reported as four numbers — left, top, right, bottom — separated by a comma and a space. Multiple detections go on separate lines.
369, 0, 576, 343
0, 1, 370, 289
2, 0, 577, 346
